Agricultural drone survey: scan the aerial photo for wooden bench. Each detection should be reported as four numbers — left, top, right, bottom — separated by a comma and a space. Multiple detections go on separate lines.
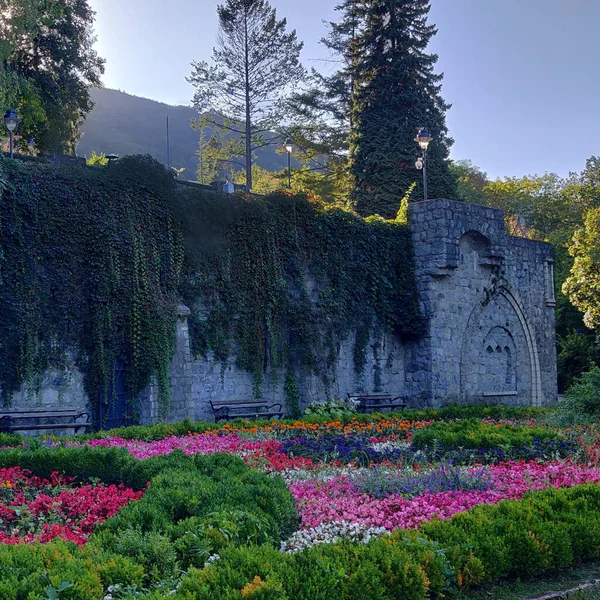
209, 400, 284, 422
347, 393, 406, 414
0, 408, 91, 434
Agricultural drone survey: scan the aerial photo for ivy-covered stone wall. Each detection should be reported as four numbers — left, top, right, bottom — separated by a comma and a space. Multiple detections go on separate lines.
0, 158, 557, 425
0, 157, 423, 424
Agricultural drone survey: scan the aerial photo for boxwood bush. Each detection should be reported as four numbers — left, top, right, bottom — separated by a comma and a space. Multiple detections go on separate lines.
0, 447, 298, 599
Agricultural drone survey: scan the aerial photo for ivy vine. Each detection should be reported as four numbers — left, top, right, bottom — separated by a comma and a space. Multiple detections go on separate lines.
173, 189, 424, 396
0, 156, 424, 420
0, 155, 183, 421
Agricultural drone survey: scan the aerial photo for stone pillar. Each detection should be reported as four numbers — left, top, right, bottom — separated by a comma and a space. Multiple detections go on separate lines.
139, 303, 194, 425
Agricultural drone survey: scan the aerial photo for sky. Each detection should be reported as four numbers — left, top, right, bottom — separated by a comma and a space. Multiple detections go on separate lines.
88, 0, 600, 180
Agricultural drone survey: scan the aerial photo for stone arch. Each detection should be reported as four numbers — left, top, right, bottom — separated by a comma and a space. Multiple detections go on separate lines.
460, 286, 543, 406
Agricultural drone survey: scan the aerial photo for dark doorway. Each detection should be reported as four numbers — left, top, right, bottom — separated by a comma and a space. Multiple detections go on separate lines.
98, 361, 134, 430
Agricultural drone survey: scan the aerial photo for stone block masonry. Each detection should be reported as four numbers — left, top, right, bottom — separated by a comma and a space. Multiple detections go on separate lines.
158, 199, 557, 422
6, 199, 558, 423
408, 199, 556, 408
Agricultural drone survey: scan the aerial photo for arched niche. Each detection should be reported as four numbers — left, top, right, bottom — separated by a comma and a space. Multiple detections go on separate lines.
460, 287, 543, 406
454, 230, 504, 272
458, 230, 492, 273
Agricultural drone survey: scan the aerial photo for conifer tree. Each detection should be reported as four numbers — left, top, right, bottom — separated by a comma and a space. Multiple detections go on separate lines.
348, 0, 455, 217
188, 0, 304, 191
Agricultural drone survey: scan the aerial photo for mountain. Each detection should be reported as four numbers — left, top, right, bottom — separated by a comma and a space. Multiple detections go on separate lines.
77, 88, 290, 181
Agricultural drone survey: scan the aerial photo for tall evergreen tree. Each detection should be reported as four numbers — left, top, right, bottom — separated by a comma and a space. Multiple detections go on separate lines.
348, 0, 455, 217
188, 0, 304, 191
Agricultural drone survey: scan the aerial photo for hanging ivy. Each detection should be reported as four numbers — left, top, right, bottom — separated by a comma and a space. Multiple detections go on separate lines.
173, 189, 424, 395
0, 155, 423, 416
0, 155, 183, 419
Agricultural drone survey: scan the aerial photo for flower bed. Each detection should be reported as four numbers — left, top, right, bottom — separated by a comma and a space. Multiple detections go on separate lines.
0, 466, 143, 545
0, 406, 597, 599
289, 460, 600, 534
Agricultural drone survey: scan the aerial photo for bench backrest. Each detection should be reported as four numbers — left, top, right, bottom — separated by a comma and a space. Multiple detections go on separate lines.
347, 393, 393, 401
0, 409, 82, 418
209, 400, 269, 409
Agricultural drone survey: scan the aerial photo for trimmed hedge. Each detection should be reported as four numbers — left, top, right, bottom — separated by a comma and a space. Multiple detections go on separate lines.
174, 484, 600, 600
411, 418, 560, 449
0, 447, 298, 599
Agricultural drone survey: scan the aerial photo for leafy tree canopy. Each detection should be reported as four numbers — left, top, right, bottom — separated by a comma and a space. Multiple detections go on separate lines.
0, 0, 104, 154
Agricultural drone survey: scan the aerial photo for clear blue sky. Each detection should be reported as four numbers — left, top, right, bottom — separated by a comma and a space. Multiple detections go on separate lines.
88, 0, 600, 179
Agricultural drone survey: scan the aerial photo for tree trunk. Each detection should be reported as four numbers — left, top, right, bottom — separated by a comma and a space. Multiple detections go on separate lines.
244, 12, 252, 191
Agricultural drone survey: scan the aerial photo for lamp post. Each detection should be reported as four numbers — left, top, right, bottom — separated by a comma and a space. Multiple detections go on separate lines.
414, 127, 433, 201
27, 138, 35, 156
285, 139, 293, 189
4, 109, 18, 158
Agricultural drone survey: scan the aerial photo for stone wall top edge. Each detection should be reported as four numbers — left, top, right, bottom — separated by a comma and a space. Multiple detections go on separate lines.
508, 235, 553, 251
409, 198, 504, 217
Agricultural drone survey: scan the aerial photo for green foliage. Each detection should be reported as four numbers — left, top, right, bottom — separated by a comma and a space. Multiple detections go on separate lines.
86, 151, 109, 166
172, 188, 423, 395
0, 156, 183, 419
449, 160, 489, 206
284, 371, 301, 419
411, 419, 560, 450
557, 331, 599, 392
348, 0, 456, 218
564, 207, 600, 330
0, 0, 104, 153
0, 446, 299, 596
303, 399, 358, 421
548, 366, 600, 427
176, 485, 600, 599
187, 0, 304, 190
0, 406, 547, 448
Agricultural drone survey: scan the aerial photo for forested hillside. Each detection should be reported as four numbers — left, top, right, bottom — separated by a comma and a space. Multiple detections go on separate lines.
77, 88, 289, 180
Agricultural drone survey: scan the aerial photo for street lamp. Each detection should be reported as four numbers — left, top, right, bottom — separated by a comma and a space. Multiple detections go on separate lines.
414, 127, 433, 201
27, 138, 35, 156
4, 109, 19, 159
285, 139, 293, 189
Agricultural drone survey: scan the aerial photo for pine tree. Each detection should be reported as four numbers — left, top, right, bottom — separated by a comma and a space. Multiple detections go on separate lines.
188, 0, 304, 191
348, 0, 456, 217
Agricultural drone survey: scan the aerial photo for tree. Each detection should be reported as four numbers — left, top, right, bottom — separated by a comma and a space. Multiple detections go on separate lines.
0, 0, 105, 154
563, 207, 600, 330
187, 0, 304, 191
193, 113, 243, 184
449, 160, 488, 206
347, 0, 456, 218
285, 0, 358, 173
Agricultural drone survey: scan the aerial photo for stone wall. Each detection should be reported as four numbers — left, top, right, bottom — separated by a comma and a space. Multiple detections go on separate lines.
5, 199, 558, 425
410, 199, 557, 407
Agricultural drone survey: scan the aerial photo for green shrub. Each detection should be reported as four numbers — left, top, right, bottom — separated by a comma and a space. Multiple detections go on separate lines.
174, 485, 600, 600
411, 419, 559, 449
0, 446, 298, 596
549, 366, 600, 426
304, 399, 358, 421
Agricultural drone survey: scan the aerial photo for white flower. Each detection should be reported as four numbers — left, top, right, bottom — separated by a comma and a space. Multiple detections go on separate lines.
281, 520, 389, 553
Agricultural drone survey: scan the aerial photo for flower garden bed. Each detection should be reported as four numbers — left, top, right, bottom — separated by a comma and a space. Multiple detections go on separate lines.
0, 466, 143, 545
0, 405, 599, 599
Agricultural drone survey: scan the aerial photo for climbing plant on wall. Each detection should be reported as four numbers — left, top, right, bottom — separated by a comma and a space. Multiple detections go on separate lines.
0, 155, 183, 418
0, 155, 422, 414
172, 188, 423, 395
